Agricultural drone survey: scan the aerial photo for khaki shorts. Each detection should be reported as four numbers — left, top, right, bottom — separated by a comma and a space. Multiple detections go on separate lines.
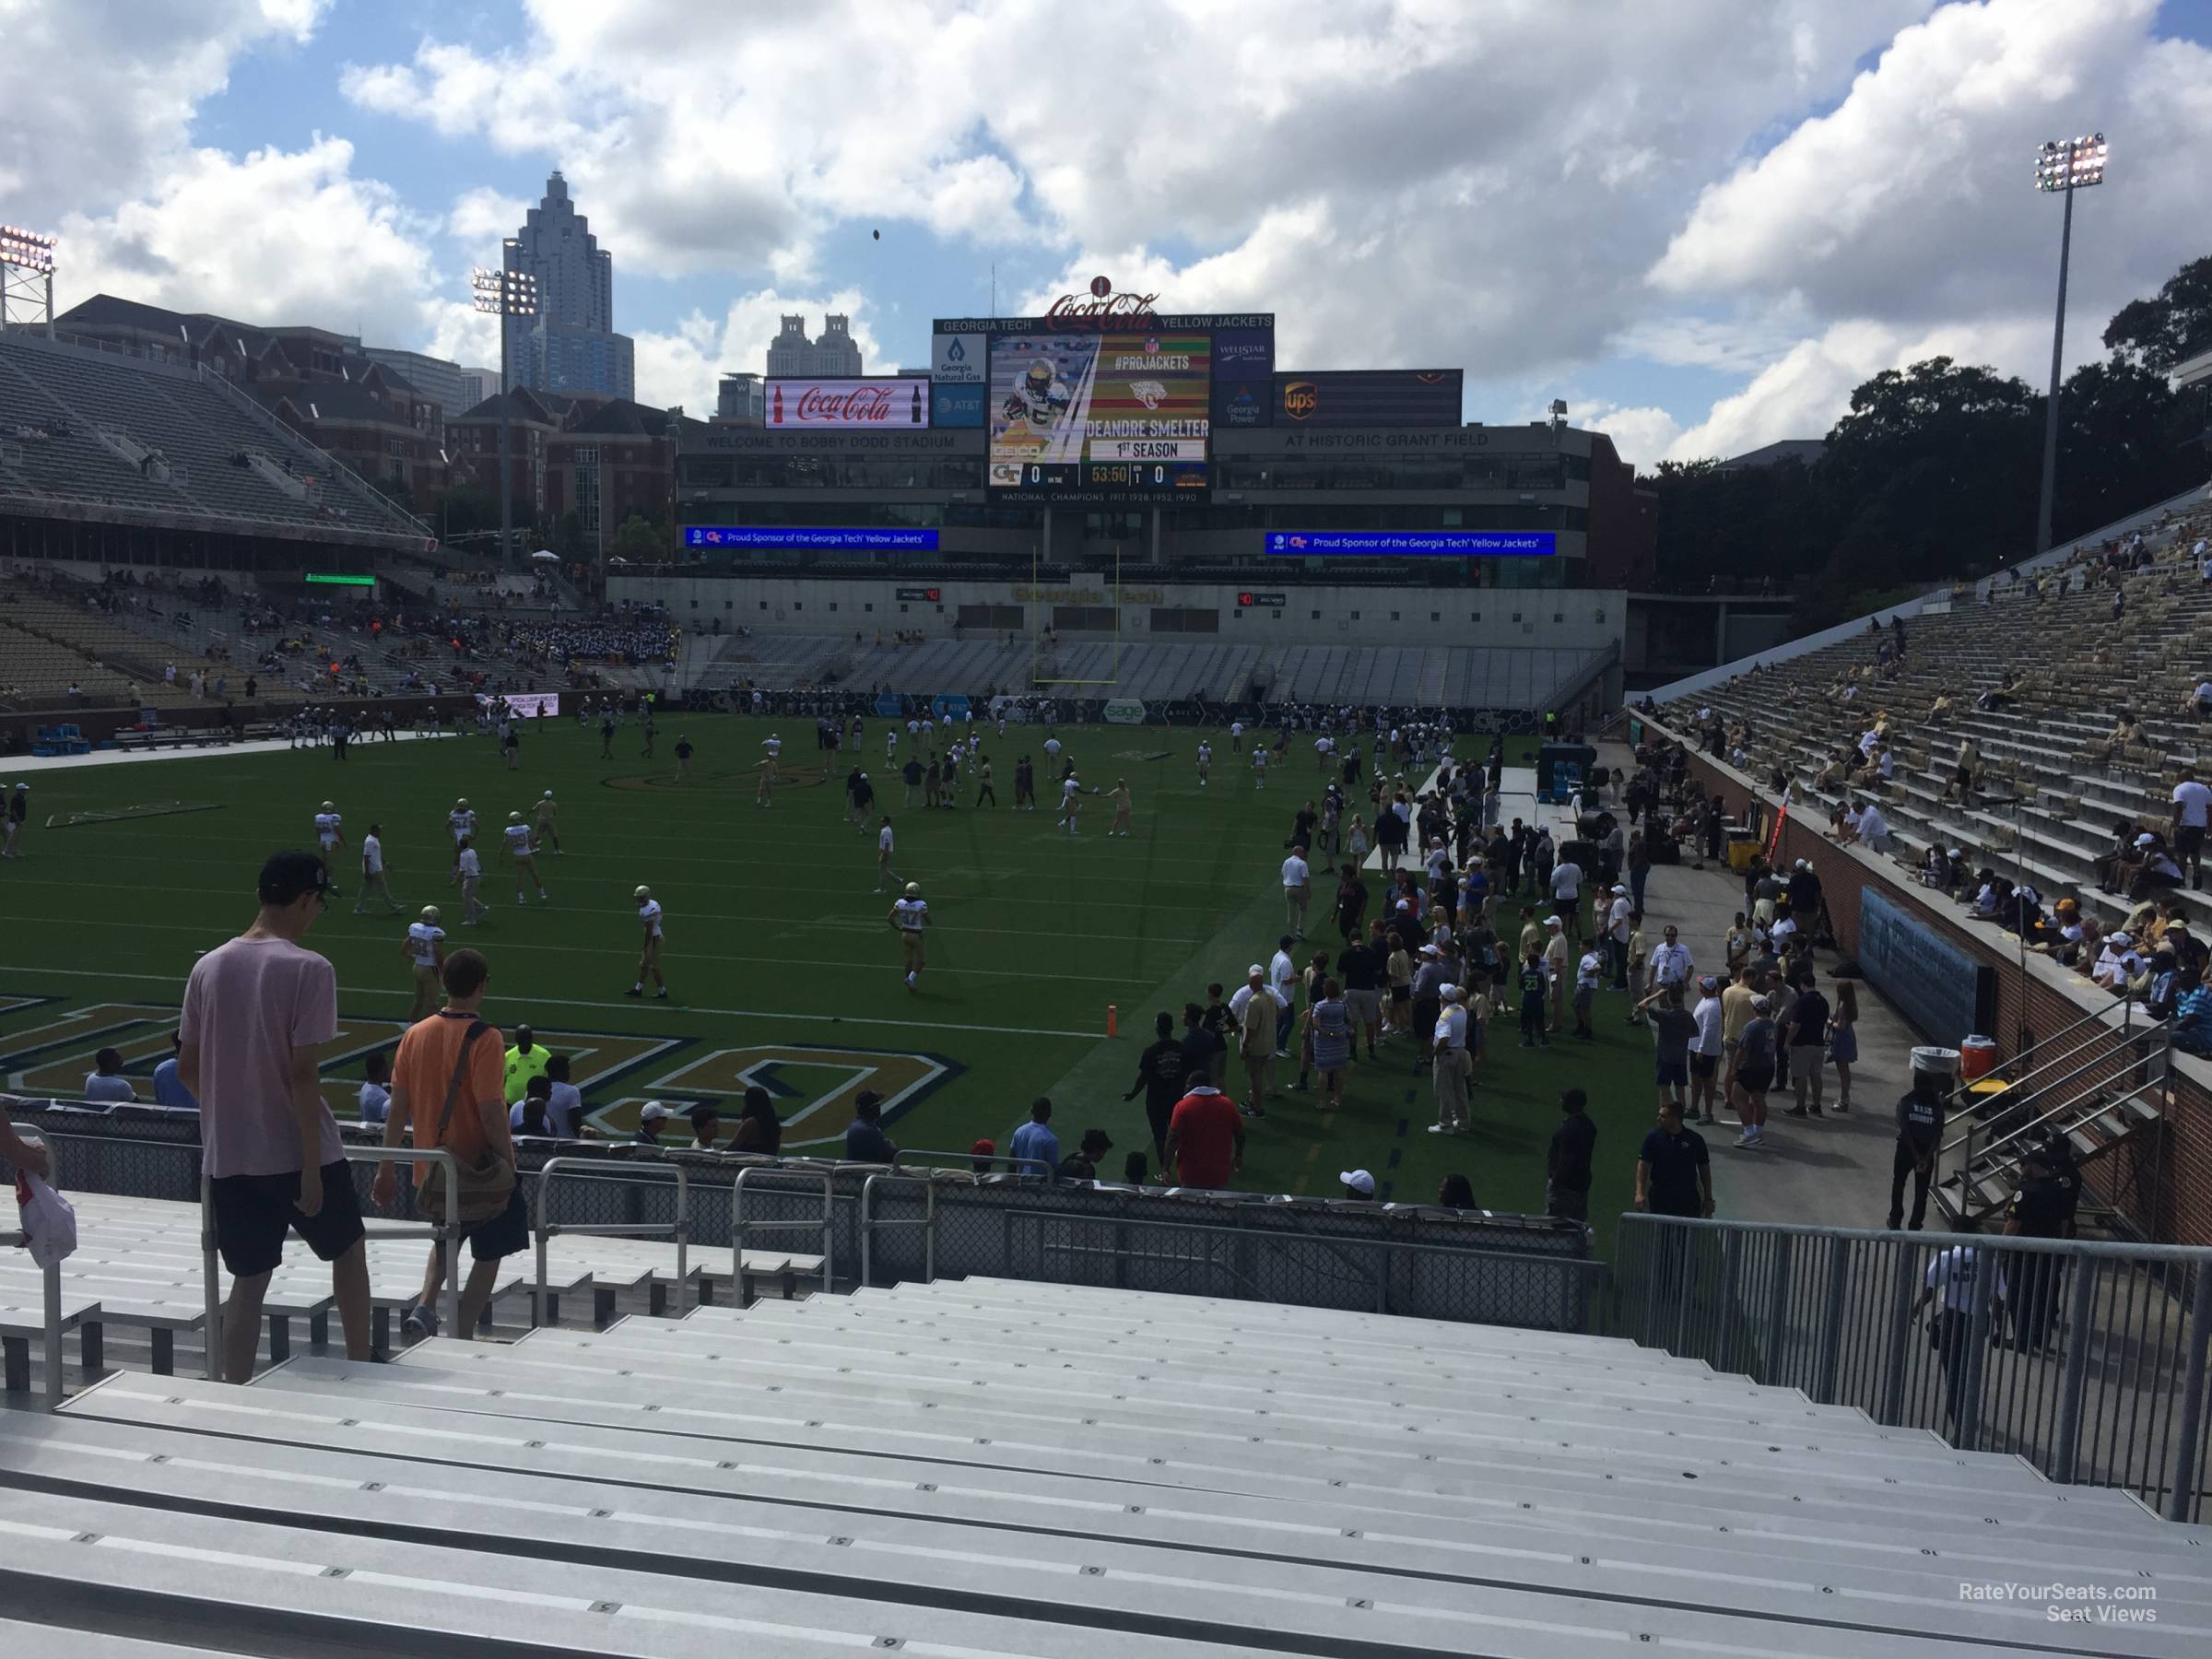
640, 936, 662, 964
902, 932, 925, 965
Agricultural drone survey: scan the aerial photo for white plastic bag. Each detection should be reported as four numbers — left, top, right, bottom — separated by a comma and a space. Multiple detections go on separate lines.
13, 1171, 77, 1269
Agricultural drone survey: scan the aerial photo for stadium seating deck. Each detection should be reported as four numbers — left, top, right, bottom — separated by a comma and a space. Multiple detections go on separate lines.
2, 1274, 2197, 1655
1661, 516, 2212, 935
1, 335, 427, 546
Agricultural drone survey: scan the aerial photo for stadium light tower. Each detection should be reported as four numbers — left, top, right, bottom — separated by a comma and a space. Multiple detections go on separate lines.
0, 223, 57, 338
2031, 133, 2107, 555
472, 254, 538, 564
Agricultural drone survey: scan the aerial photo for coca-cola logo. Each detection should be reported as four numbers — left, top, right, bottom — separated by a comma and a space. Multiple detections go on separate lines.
1045, 289, 1161, 330
795, 385, 896, 422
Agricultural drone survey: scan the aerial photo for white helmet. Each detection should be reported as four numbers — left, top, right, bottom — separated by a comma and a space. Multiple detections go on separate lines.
542, 790, 553, 799
634, 885, 652, 901
420, 905, 441, 924
508, 811, 522, 823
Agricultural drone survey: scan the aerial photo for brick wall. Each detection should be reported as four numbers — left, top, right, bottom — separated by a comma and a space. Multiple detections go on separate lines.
1651, 720, 2210, 1243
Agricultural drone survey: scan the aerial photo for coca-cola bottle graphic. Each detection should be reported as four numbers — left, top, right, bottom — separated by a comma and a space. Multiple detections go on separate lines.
772, 384, 783, 425
911, 385, 923, 425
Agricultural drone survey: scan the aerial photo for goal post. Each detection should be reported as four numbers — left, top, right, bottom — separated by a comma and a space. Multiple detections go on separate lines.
1030, 542, 1123, 688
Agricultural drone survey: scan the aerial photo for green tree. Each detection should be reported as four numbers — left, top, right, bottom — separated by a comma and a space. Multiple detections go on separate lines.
609, 512, 667, 563
430, 484, 499, 537
2101, 255, 2212, 372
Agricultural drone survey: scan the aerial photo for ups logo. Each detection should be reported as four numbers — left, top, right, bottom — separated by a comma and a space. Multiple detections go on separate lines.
1281, 380, 1317, 420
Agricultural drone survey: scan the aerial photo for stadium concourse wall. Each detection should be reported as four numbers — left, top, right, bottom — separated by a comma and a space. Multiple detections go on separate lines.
1633, 711, 2212, 1247
610, 572, 1629, 653
10, 1106, 1598, 1330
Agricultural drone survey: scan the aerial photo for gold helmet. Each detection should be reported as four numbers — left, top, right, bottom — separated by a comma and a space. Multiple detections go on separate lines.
904, 881, 920, 898
419, 905, 441, 924
634, 885, 652, 901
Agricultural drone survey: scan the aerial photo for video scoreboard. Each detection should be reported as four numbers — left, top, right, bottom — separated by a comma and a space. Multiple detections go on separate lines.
933, 304, 1271, 505
986, 329, 1211, 502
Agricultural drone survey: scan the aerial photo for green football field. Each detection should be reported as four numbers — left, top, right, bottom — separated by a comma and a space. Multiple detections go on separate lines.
0, 715, 1664, 1251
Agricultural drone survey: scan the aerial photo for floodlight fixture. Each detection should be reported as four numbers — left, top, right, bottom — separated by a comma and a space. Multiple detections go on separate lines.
2033, 134, 2107, 193
0, 224, 56, 273
472, 265, 539, 317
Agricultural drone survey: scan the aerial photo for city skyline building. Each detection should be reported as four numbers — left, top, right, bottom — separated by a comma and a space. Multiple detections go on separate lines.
502, 171, 636, 401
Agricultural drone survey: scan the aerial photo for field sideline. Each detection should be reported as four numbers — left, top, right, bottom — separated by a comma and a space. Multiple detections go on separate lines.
0, 715, 1663, 1245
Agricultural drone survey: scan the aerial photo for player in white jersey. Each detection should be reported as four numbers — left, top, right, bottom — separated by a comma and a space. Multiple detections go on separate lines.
887, 724, 900, 761
888, 880, 930, 991
1042, 733, 1063, 770
629, 885, 668, 998
356, 821, 401, 915
401, 905, 446, 1020
1230, 719, 1245, 753
875, 816, 899, 892
447, 798, 477, 873
504, 812, 547, 904
534, 790, 561, 853
1196, 741, 1212, 787
1252, 746, 1268, 789
312, 801, 346, 889
1057, 772, 1085, 835
453, 836, 487, 925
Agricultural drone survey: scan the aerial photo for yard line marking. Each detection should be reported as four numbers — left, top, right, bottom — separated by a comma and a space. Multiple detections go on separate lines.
1, 970, 1101, 1041
0, 912, 1144, 987
0, 869, 1206, 947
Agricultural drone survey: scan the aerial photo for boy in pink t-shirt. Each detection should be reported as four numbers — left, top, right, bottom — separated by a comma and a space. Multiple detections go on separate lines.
181, 850, 371, 1381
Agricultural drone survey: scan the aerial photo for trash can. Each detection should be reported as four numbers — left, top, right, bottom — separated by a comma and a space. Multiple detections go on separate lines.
1911, 1045, 1961, 1079
1959, 1035, 1998, 1082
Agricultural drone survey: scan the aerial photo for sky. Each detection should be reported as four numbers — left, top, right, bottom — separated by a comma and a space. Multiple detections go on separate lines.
4, 0, 2210, 468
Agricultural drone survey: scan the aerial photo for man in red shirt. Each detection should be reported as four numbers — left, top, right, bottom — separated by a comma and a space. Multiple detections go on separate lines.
1164, 1079, 1245, 1190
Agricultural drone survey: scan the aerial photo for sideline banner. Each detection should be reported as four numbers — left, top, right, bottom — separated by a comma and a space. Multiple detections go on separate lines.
1103, 699, 1147, 725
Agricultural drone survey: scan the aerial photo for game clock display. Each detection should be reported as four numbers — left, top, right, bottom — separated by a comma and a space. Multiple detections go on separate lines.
988, 330, 1210, 502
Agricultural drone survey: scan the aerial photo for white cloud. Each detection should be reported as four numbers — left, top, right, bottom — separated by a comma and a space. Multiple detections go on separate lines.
1575, 405, 1685, 471
336, 0, 1928, 371
0, 0, 327, 222
56, 136, 448, 341
631, 288, 890, 415
447, 187, 529, 248
1661, 315, 2045, 462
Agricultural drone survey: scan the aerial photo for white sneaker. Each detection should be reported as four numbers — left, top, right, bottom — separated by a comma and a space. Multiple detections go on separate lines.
1425, 1124, 1446, 1135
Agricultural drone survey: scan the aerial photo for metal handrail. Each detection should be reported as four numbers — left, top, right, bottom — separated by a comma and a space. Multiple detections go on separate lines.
1948, 1022, 2168, 1183
1, 1133, 65, 1407
194, 361, 437, 542
893, 1146, 1054, 1178
858, 1171, 940, 1288
197, 1145, 458, 1381
1616, 1212, 2212, 1521
1953, 1068, 2167, 1210
1938, 991, 2138, 1136
732, 1162, 834, 1295
532, 1156, 689, 1326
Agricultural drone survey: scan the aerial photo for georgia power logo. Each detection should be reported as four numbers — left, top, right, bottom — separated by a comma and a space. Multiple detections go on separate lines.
1131, 380, 1168, 409
1282, 379, 1318, 420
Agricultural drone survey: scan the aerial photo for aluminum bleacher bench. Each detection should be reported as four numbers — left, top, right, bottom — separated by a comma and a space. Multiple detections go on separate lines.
0, 1618, 236, 1659
0, 1291, 101, 1393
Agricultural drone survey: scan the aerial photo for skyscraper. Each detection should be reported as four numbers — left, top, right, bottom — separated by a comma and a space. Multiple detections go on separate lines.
766, 314, 864, 377
504, 171, 636, 400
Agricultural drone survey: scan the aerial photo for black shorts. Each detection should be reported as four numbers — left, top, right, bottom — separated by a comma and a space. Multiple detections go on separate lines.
2179, 824, 2206, 861
208, 1159, 365, 1277
1736, 1065, 1775, 1094
1390, 985, 1411, 1005
453, 1183, 531, 1263
1689, 1053, 1719, 1079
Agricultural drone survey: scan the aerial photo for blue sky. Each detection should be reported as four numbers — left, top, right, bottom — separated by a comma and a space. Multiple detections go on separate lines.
10, 0, 2212, 464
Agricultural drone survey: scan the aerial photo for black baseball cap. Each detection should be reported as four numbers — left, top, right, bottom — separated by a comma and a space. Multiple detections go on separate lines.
258, 850, 338, 905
